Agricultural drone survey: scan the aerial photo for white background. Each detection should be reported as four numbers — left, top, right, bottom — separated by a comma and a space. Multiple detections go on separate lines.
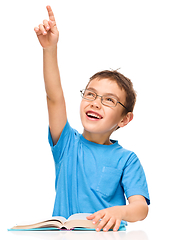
1, 0, 170, 238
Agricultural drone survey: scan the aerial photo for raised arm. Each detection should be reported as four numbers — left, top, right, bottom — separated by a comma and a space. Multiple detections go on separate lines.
34, 6, 67, 145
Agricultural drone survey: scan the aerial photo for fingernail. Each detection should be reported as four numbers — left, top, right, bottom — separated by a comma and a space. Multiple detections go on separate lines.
103, 228, 107, 231
93, 221, 96, 224
96, 228, 100, 232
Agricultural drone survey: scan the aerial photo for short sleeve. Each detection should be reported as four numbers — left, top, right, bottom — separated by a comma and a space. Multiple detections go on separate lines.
121, 153, 150, 205
48, 120, 73, 164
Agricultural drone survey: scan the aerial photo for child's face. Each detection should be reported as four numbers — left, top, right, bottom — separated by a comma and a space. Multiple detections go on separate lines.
80, 78, 130, 140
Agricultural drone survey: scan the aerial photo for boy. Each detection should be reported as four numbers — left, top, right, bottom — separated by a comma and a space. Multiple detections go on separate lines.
34, 6, 150, 232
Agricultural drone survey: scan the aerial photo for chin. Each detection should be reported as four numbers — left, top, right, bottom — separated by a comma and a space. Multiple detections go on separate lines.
81, 121, 106, 135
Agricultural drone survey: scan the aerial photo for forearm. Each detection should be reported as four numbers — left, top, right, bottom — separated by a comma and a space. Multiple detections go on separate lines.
35, 6, 67, 144
87, 196, 149, 232
120, 200, 149, 222
43, 46, 64, 102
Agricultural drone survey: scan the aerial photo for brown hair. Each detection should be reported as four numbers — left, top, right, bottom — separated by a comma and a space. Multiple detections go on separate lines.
86, 69, 137, 115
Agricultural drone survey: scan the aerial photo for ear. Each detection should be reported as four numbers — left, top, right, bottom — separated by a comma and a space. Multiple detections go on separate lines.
118, 112, 133, 128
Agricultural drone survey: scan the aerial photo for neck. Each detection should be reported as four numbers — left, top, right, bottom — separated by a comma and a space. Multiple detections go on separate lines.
82, 130, 113, 145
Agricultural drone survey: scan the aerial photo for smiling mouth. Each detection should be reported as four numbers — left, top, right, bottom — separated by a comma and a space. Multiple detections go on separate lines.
86, 111, 103, 120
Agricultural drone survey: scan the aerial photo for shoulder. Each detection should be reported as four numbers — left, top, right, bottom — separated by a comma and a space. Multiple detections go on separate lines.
48, 120, 81, 164
48, 120, 81, 148
113, 141, 138, 159
111, 141, 140, 168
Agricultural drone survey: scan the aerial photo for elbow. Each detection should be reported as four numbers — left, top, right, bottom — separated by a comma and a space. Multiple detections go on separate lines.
140, 204, 149, 221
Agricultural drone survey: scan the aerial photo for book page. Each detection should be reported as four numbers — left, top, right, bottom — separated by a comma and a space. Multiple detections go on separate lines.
14, 216, 66, 226
51, 216, 67, 224
10, 216, 67, 230
14, 216, 67, 226
67, 213, 92, 221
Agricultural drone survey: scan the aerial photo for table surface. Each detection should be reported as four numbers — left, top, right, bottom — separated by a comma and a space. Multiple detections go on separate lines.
3, 226, 167, 240
4, 230, 147, 240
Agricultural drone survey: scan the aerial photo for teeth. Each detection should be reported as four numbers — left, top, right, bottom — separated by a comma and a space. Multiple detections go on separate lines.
87, 112, 101, 119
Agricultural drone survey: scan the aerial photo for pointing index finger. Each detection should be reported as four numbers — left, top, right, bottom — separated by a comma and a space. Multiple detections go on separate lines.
46, 5, 55, 22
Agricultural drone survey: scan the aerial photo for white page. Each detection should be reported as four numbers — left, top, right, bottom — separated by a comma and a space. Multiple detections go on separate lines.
67, 213, 92, 221
50, 216, 67, 224
15, 216, 66, 226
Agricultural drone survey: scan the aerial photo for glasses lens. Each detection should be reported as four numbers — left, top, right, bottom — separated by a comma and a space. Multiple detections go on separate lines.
82, 89, 96, 100
102, 96, 117, 107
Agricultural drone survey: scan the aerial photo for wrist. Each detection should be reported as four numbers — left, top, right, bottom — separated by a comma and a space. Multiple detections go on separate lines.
43, 45, 58, 52
119, 205, 127, 220
113, 206, 126, 220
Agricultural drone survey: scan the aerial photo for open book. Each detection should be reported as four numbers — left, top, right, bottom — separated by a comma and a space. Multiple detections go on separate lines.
8, 213, 99, 231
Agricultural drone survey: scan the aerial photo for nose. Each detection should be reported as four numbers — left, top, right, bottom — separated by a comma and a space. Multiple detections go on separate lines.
90, 95, 102, 109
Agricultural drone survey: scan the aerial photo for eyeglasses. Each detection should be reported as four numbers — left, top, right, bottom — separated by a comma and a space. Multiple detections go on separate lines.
80, 89, 129, 111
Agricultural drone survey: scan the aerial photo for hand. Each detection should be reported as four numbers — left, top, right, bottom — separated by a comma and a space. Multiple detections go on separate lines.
34, 6, 59, 49
86, 206, 123, 232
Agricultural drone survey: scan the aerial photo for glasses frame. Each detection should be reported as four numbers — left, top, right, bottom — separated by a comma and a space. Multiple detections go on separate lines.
80, 89, 129, 112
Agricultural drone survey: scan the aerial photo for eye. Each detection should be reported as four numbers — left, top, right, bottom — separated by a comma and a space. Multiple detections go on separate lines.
87, 91, 94, 96
105, 97, 116, 103
103, 96, 117, 106
83, 90, 96, 99
106, 97, 114, 102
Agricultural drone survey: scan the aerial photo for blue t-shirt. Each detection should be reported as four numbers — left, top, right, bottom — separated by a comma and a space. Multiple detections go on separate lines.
48, 121, 150, 226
